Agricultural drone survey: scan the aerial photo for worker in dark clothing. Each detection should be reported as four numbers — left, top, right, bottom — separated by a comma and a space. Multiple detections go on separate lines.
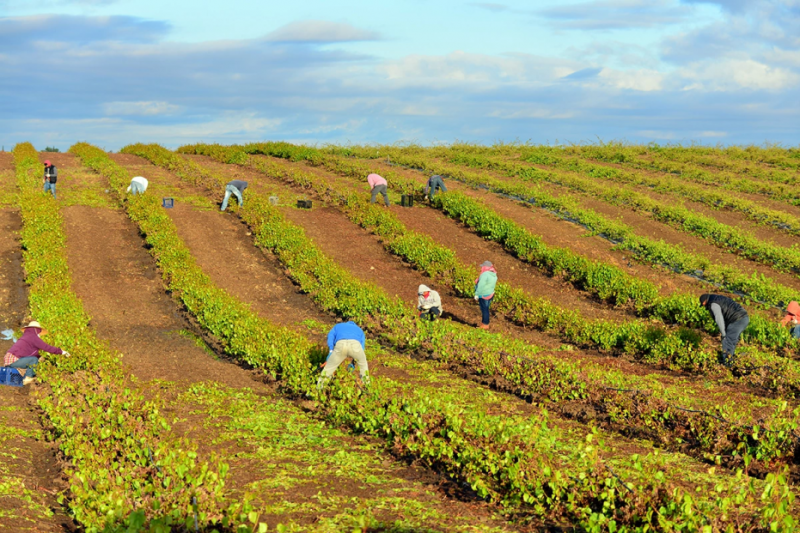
4, 321, 70, 385
424, 175, 447, 201
317, 319, 369, 391
699, 294, 749, 367
221, 180, 247, 211
43, 160, 57, 198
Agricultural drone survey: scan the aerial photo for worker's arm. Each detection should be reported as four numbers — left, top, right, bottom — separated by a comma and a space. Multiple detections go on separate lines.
358, 328, 366, 351
327, 327, 337, 352
709, 303, 727, 337
31, 335, 66, 355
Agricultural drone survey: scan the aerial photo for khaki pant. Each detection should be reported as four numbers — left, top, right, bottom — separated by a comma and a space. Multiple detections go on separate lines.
317, 339, 369, 390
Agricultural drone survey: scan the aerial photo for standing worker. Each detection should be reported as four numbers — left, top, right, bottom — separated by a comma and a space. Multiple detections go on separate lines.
3, 321, 70, 385
367, 173, 390, 207
43, 160, 57, 198
221, 179, 248, 211
782, 301, 800, 338
126, 176, 149, 195
417, 284, 443, 321
424, 175, 447, 201
474, 261, 498, 330
317, 319, 369, 391
699, 294, 749, 367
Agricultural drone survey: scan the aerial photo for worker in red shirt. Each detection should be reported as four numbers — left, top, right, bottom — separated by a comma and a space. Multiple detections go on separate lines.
4, 321, 70, 385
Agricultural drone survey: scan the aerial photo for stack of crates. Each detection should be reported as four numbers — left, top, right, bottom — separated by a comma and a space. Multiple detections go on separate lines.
0, 367, 24, 387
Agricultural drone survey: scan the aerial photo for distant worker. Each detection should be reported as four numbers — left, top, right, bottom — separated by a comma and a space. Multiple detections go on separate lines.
4, 321, 70, 385
318, 319, 369, 391
126, 176, 149, 195
417, 284, 443, 321
474, 261, 498, 330
367, 173, 390, 207
699, 294, 749, 367
424, 175, 447, 201
43, 160, 57, 199
782, 301, 800, 338
221, 180, 248, 211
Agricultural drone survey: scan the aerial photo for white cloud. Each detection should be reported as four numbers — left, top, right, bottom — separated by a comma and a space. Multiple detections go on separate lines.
103, 101, 180, 116
680, 58, 800, 90
598, 68, 665, 91
264, 20, 379, 43
698, 130, 728, 137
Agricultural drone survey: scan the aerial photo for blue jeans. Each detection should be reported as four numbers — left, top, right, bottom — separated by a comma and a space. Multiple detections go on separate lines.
721, 315, 749, 364
8, 356, 38, 378
428, 176, 447, 200
792, 325, 800, 339
43, 182, 56, 198
479, 297, 492, 325
221, 185, 243, 211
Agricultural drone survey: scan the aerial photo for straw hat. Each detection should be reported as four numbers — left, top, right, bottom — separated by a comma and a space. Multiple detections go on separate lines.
22, 321, 47, 334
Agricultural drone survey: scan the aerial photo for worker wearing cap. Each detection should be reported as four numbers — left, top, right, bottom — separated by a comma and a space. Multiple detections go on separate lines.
3, 321, 70, 385
317, 319, 369, 391
474, 261, 498, 330
424, 175, 447, 201
367, 173, 390, 207
221, 180, 248, 211
417, 284, 443, 321
126, 176, 149, 195
43, 160, 57, 198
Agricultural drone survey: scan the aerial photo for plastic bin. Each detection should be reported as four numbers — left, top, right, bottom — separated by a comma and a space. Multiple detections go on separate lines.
297, 200, 312, 209
162, 197, 174, 208
0, 367, 24, 387
401, 194, 414, 207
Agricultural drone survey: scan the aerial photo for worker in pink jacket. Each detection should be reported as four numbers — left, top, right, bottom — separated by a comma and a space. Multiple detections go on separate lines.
4, 321, 70, 385
367, 173, 390, 207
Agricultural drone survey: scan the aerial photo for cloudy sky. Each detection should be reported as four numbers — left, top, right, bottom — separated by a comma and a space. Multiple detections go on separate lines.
0, 0, 798, 149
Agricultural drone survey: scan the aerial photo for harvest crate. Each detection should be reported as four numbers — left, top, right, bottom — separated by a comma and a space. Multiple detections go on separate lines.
0, 367, 24, 387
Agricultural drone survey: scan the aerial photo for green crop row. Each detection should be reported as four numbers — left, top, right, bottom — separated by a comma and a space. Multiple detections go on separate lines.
123, 142, 800, 530
11, 143, 242, 532
172, 142, 800, 479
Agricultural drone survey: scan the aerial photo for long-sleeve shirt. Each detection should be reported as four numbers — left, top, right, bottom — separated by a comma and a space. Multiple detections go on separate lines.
126, 176, 149, 193
367, 174, 387, 190
424, 175, 447, 194
701, 294, 748, 337
417, 284, 443, 311
44, 166, 57, 183
227, 180, 248, 193
474, 270, 498, 299
327, 321, 366, 351
6, 329, 64, 360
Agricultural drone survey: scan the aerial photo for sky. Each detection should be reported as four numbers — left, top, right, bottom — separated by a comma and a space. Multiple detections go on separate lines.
0, 0, 798, 150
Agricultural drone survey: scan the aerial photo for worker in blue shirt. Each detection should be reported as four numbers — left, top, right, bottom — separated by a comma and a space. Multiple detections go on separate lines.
317, 319, 369, 391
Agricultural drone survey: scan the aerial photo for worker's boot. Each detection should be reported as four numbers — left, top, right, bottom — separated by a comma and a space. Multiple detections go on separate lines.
478, 323, 490, 330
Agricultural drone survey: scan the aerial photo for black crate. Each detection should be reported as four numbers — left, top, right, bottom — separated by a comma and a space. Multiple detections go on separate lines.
401, 194, 414, 207
297, 200, 313, 209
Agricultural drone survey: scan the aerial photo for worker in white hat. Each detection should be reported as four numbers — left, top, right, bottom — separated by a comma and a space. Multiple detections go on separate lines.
3, 321, 70, 385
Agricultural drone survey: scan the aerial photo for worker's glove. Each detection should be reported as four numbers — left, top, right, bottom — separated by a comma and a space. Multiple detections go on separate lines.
474, 295, 479, 301
424, 195, 429, 200
62, 351, 71, 358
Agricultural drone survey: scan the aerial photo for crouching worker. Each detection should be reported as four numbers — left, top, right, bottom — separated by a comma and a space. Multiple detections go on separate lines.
782, 301, 800, 338
4, 321, 70, 385
417, 284, 443, 321
699, 294, 749, 367
126, 176, 148, 195
424, 175, 447, 201
317, 319, 369, 391
221, 180, 248, 211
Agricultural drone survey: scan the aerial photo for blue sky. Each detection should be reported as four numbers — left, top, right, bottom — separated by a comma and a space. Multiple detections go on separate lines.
1, 0, 798, 149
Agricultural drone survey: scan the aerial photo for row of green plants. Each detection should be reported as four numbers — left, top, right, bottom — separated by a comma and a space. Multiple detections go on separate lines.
171, 142, 800, 478
328, 144, 800, 314
233, 142, 800, 357
113, 142, 800, 530
11, 143, 244, 532
559, 143, 800, 205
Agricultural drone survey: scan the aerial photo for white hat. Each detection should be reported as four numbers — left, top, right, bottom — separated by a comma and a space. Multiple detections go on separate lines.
22, 321, 43, 329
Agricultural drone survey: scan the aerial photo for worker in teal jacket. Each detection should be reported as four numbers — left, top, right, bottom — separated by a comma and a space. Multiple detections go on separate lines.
474, 261, 498, 329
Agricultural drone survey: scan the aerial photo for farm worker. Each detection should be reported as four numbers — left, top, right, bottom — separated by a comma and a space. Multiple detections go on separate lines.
3, 321, 70, 385
221, 180, 248, 211
699, 294, 749, 367
417, 284, 443, 321
424, 175, 447, 201
474, 261, 498, 330
781, 301, 800, 338
43, 160, 57, 198
126, 176, 148, 195
317, 319, 369, 391
367, 173, 390, 207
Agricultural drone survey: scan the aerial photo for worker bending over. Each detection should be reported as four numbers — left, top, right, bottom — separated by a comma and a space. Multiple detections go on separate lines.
417, 284, 443, 321
126, 176, 149, 195
4, 321, 70, 385
43, 160, 57, 198
367, 173, 390, 207
424, 175, 447, 201
474, 261, 498, 330
317, 319, 369, 391
699, 294, 749, 367
782, 301, 800, 338
221, 180, 248, 211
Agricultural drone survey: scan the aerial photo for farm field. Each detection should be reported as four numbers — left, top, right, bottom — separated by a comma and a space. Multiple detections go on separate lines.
3, 141, 800, 532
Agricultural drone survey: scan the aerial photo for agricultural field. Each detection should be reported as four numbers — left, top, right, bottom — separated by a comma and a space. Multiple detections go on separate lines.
1, 140, 800, 532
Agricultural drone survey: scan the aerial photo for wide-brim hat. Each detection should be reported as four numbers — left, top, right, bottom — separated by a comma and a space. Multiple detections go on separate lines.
22, 321, 47, 334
